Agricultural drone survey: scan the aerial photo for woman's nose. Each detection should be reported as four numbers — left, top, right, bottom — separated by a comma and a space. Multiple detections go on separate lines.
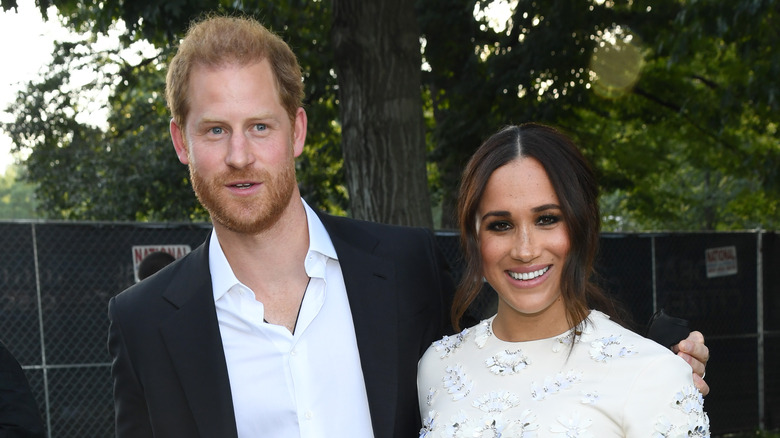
510, 227, 536, 262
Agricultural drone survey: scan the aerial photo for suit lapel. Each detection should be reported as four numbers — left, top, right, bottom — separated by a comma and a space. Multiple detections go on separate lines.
152, 219, 402, 437
158, 236, 239, 438
318, 212, 399, 438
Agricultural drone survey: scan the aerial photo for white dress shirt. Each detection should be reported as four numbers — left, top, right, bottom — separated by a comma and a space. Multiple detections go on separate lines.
210, 199, 374, 437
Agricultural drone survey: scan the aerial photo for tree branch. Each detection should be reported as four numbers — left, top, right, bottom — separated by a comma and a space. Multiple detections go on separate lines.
632, 86, 740, 155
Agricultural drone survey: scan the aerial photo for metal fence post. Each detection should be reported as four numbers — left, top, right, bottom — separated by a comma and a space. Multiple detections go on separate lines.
757, 230, 765, 431
651, 234, 658, 313
32, 223, 52, 437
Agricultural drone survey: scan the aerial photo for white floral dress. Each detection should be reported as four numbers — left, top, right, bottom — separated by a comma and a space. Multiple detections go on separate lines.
417, 310, 710, 437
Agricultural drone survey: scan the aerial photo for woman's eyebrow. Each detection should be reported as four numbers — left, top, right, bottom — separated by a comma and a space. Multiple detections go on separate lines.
532, 203, 561, 213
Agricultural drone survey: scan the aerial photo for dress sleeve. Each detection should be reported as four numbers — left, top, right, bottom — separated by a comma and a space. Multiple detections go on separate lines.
417, 344, 439, 417
621, 352, 710, 437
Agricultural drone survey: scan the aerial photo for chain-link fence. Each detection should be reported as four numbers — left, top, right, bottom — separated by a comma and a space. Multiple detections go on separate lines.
596, 232, 779, 434
0, 222, 777, 437
0, 221, 211, 437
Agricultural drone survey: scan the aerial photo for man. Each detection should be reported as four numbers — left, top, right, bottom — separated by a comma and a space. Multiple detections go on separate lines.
136, 251, 176, 281
0, 341, 46, 438
108, 15, 709, 438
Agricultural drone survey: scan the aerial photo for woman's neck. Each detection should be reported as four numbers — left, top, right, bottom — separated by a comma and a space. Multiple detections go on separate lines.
491, 297, 573, 342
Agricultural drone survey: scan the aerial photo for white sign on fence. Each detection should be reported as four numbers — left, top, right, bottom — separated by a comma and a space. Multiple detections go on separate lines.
132, 244, 192, 282
704, 245, 738, 278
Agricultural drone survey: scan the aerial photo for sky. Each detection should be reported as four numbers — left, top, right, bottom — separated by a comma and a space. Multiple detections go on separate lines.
0, 1, 156, 177
0, 1, 73, 175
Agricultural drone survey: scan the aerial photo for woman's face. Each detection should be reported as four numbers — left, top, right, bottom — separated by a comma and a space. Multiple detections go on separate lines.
477, 157, 571, 326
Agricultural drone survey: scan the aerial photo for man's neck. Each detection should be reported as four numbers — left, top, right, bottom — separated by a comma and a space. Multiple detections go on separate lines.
215, 197, 311, 332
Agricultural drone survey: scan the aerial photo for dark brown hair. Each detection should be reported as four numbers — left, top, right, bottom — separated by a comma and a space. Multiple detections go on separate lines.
453, 123, 621, 332
166, 15, 304, 128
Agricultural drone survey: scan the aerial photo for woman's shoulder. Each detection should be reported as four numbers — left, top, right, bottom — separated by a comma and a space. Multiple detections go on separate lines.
585, 310, 677, 355
587, 311, 710, 436
420, 317, 494, 362
582, 310, 691, 379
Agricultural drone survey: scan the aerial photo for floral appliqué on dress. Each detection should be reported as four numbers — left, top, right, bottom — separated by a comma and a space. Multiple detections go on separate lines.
436, 410, 539, 438
580, 390, 599, 404
530, 370, 582, 401
419, 411, 437, 438
486, 349, 531, 375
474, 319, 493, 348
653, 385, 710, 438
419, 312, 709, 437
426, 387, 438, 406
473, 391, 520, 413
434, 328, 471, 358
550, 411, 594, 438
443, 364, 474, 401
551, 321, 593, 353
589, 334, 637, 363
551, 331, 577, 353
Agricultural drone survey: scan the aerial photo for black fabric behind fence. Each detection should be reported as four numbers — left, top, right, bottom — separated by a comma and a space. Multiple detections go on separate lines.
0, 222, 776, 437
0, 222, 211, 437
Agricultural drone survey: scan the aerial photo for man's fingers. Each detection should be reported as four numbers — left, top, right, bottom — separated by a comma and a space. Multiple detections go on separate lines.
693, 373, 710, 396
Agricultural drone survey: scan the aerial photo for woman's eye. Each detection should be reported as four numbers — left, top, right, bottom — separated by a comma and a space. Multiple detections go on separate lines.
486, 221, 512, 232
209, 127, 223, 135
538, 215, 561, 226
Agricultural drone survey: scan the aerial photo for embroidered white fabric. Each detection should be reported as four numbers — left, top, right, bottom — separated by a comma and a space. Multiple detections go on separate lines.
417, 310, 710, 437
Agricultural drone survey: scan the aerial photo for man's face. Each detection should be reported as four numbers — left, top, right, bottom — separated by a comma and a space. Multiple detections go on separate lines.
170, 60, 306, 235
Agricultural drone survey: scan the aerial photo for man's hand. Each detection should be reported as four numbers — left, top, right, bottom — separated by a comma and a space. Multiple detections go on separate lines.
673, 330, 710, 396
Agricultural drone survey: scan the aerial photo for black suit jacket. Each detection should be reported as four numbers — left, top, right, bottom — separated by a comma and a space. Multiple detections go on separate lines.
0, 341, 46, 438
108, 211, 452, 438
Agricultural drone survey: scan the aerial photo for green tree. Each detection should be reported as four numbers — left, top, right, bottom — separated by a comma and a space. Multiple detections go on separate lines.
3, 0, 346, 221
2, 37, 200, 220
4, 0, 416, 223
563, 0, 780, 230
2, 0, 778, 230
0, 165, 38, 219
418, 0, 779, 230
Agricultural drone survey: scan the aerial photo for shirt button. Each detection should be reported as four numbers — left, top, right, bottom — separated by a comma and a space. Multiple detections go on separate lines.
290, 349, 297, 356
305, 410, 313, 420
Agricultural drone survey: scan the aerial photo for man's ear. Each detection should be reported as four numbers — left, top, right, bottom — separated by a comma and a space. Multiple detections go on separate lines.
170, 119, 190, 165
292, 107, 307, 158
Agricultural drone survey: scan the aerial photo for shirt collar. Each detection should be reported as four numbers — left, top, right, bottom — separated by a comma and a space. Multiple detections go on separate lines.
302, 198, 337, 261
209, 198, 337, 302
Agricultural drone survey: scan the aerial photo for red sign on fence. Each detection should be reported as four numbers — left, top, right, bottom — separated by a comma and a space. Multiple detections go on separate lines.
704, 245, 738, 278
132, 244, 191, 282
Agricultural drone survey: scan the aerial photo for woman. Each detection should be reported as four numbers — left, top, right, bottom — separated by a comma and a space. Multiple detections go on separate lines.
418, 123, 710, 437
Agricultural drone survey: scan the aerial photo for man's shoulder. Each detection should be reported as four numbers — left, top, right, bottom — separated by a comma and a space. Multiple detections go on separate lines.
113, 241, 209, 308
315, 210, 432, 240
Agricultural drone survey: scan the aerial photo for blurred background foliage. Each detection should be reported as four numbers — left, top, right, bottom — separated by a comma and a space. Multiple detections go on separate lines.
0, 0, 777, 230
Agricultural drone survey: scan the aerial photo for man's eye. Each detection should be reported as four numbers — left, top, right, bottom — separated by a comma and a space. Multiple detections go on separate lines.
209, 127, 223, 135
254, 124, 267, 131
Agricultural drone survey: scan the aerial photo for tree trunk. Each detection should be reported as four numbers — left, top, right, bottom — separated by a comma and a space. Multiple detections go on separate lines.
331, 0, 433, 228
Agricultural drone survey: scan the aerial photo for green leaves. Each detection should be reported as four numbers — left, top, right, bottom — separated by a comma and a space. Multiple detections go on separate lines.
2, 36, 195, 221
1, 0, 777, 229
420, 0, 778, 230
1, 0, 346, 221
